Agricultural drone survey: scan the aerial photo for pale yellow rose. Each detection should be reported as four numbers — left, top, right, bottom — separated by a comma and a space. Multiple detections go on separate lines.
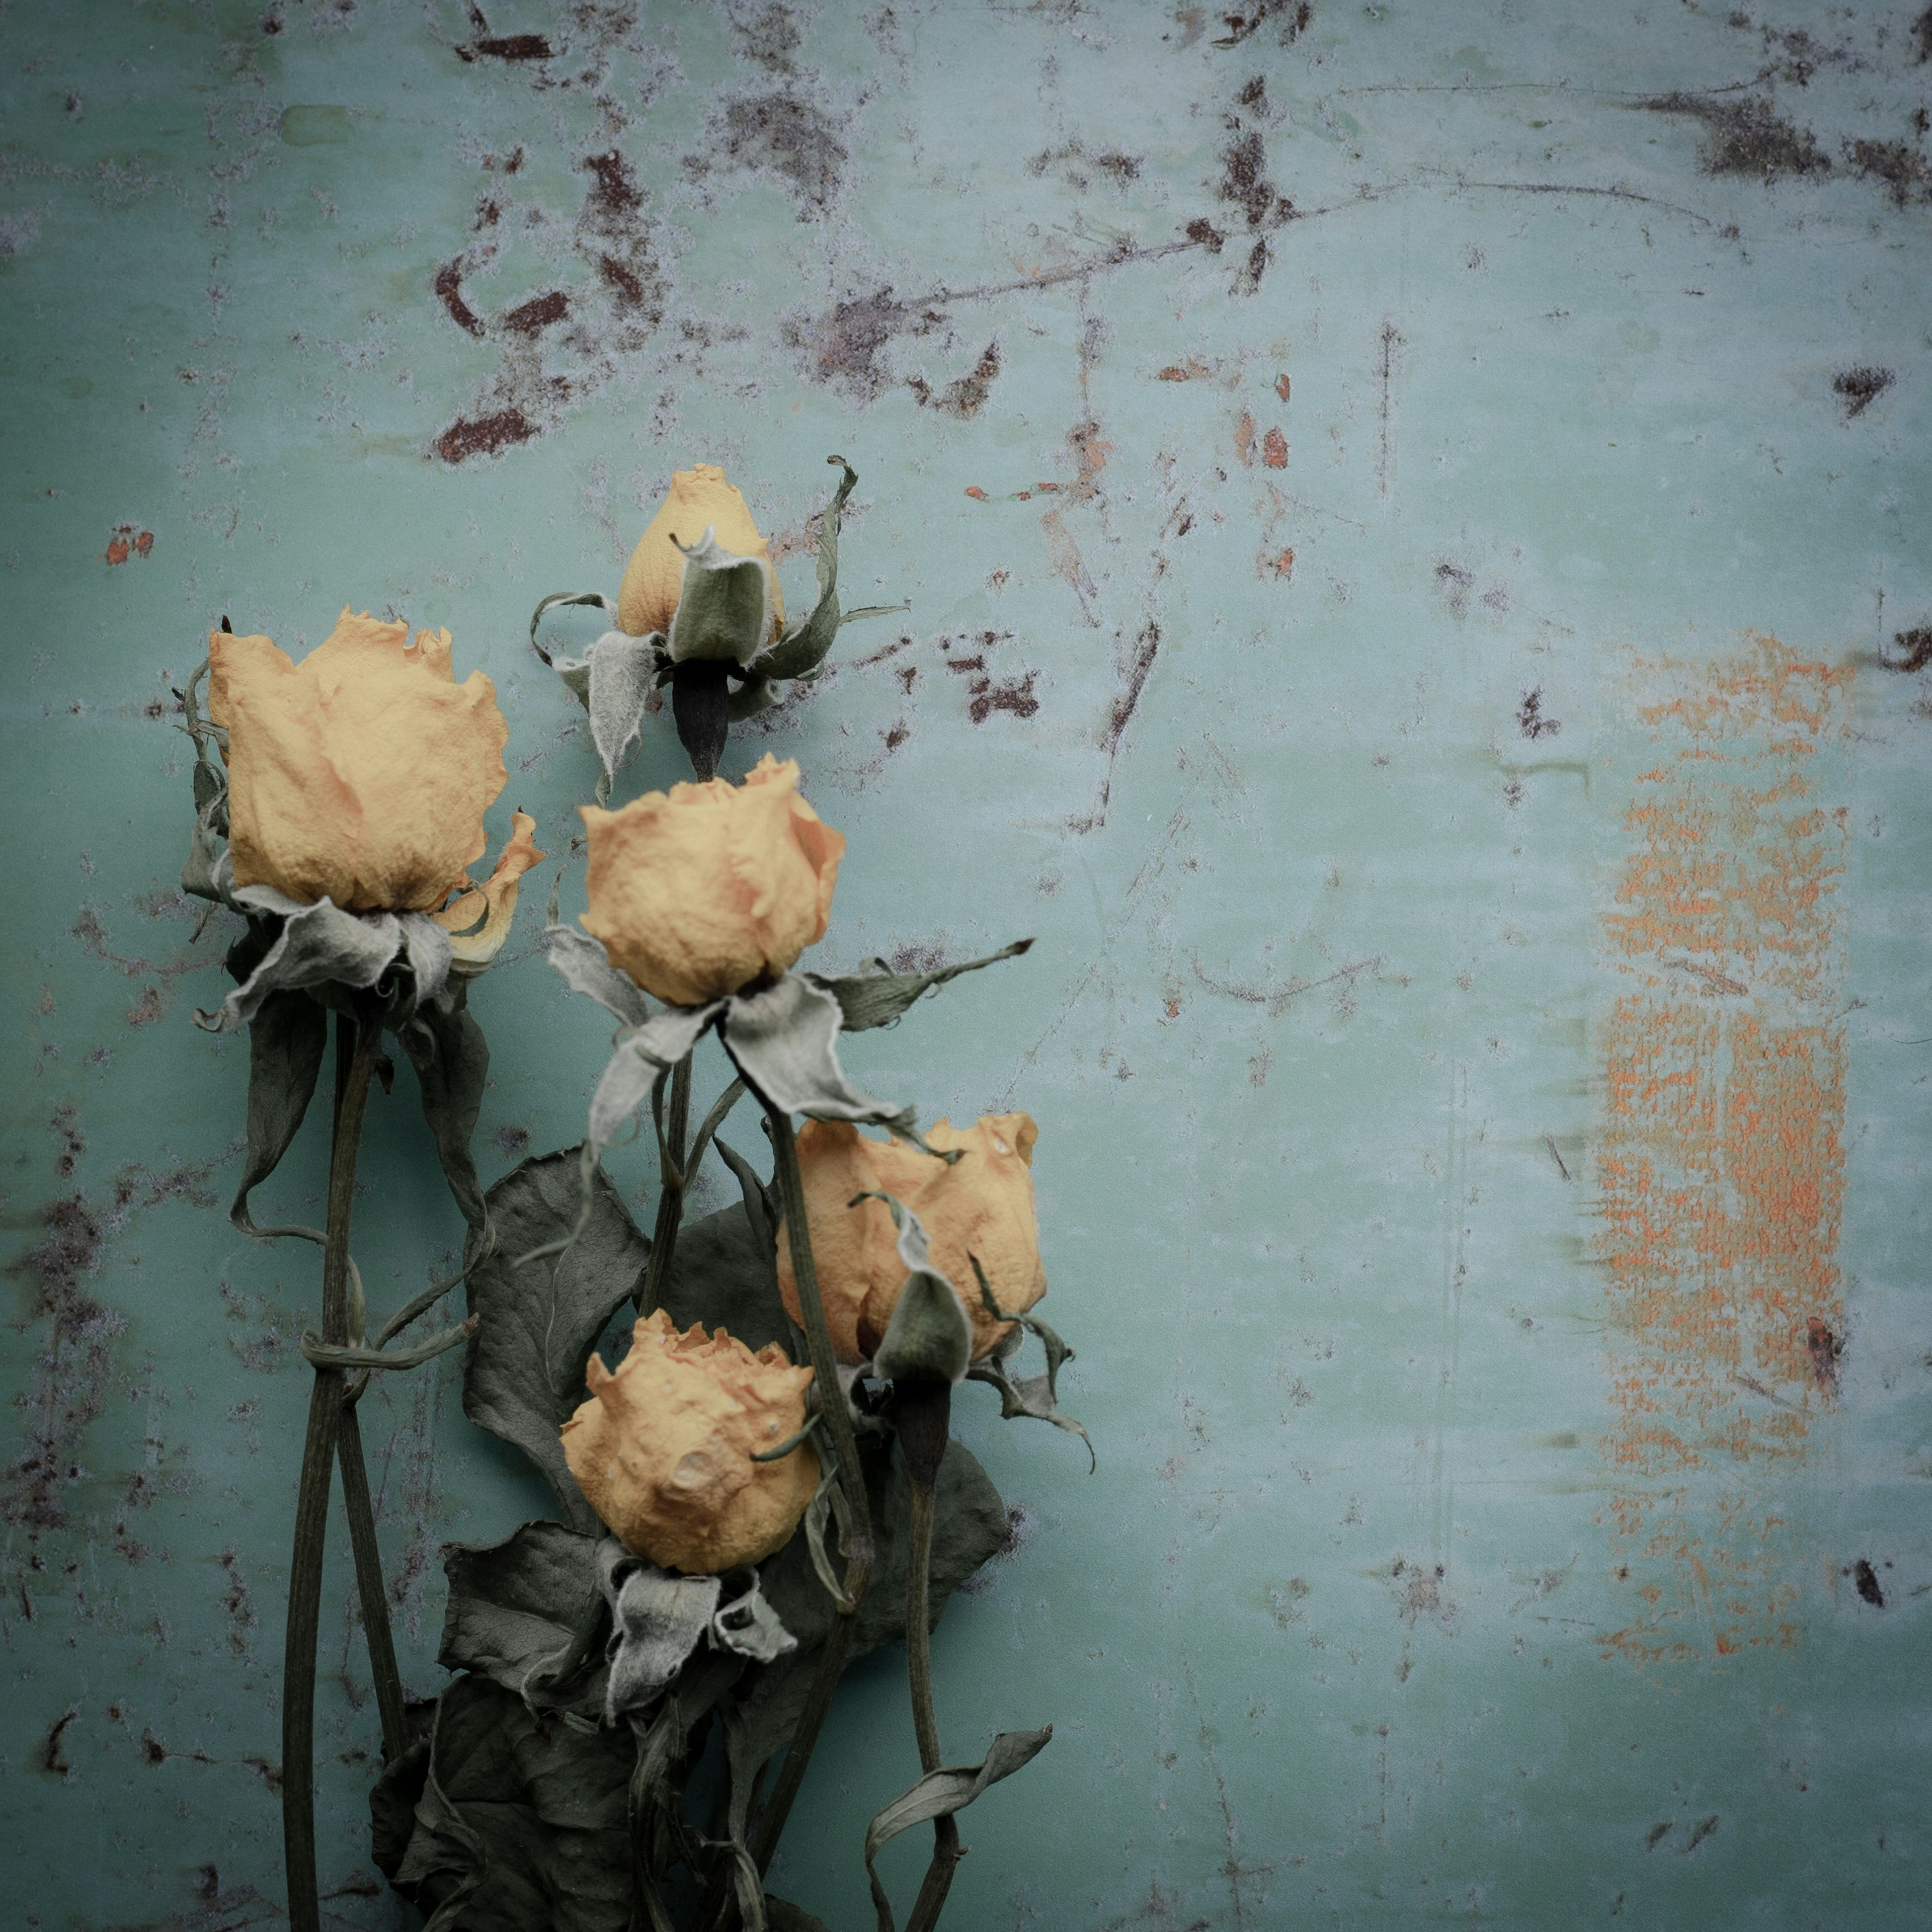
776, 1113, 1047, 1364
617, 462, 785, 643
579, 753, 843, 1007
562, 1310, 819, 1574
209, 609, 510, 912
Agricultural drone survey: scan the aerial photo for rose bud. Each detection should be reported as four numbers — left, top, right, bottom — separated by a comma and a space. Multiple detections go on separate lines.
578, 753, 843, 1007
561, 1311, 820, 1575
617, 464, 786, 777
776, 1113, 1047, 1364
209, 609, 513, 912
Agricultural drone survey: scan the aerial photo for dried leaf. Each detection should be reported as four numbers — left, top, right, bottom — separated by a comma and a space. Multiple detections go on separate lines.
464, 1149, 650, 1528
542, 923, 652, 1030
811, 939, 1034, 1035
864, 1728, 1053, 1928
754, 456, 858, 683
399, 987, 492, 1231
440, 1519, 606, 1715
229, 987, 328, 1239
721, 975, 909, 1131
585, 629, 658, 779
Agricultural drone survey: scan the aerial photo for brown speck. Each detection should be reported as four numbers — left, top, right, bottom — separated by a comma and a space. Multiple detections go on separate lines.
502, 289, 569, 337
969, 672, 1040, 725
106, 535, 129, 566
598, 252, 645, 306
1268, 547, 1294, 579
1275, 371, 1292, 400
126, 986, 165, 1028
1806, 1317, 1841, 1388
1234, 410, 1256, 464
1184, 216, 1227, 253
964, 485, 988, 501
433, 262, 484, 338
583, 149, 643, 217
140, 1727, 169, 1764
434, 408, 538, 463
1261, 425, 1288, 467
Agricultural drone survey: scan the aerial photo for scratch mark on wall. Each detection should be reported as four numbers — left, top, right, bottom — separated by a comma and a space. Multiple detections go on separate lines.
1596, 634, 1851, 1667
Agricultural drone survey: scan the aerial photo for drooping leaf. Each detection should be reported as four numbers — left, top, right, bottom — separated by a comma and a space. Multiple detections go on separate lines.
439, 1519, 606, 1714
810, 939, 1034, 1035
721, 975, 909, 1133
864, 1728, 1054, 1929
196, 887, 428, 1034
542, 924, 652, 1031
967, 1262, 1093, 1468
585, 629, 659, 780
399, 986, 492, 1231
599, 1543, 723, 1723
392, 1674, 636, 1932
229, 987, 328, 1239
464, 1148, 650, 1528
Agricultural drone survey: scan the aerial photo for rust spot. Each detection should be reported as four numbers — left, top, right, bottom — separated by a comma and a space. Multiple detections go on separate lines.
502, 289, 569, 336
883, 723, 909, 751
104, 523, 152, 565
1261, 425, 1288, 467
1267, 547, 1294, 579
126, 985, 165, 1027
140, 1727, 169, 1764
1184, 216, 1227, 253
969, 673, 1038, 724
1234, 410, 1256, 464
908, 340, 1000, 418
456, 9, 552, 61
597, 252, 645, 306
1106, 621, 1160, 753
434, 407, 538, 463
963, 485, 987, 501
1213, 1, 1313, 49
583, 149, 643, 217
1805, 1317, 1841, 1388
1883, 626, 1932, 672
1275, 371, 1292, 401
433, 262, 484, 338
1597, 635, 1852, 1667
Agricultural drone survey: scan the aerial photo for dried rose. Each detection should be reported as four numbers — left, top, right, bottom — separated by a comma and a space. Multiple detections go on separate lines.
578, 753, 843, 1007
562, 1311, 819, 1575
209, 609, 510, 912
776, 1113, 1048, 1364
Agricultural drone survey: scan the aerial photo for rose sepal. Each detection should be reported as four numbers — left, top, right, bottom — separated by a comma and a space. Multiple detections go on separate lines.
853, 1192, 973, 1388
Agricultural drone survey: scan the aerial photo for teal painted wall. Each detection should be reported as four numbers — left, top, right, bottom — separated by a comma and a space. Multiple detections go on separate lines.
4, 2, 1928, 1926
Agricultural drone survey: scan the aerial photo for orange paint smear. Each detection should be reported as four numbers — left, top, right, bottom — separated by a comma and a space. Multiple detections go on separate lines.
1596, 635, 1848, 1668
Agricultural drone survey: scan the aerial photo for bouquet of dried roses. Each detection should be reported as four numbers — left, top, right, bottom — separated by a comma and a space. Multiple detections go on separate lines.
180, 461, 1084, 1932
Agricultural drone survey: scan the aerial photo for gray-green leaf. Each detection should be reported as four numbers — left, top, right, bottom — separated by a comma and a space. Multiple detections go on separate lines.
399, 988, 492, 1231
229, 987, 327, 1239
810, 938, 1034, 1034
667, 527, 776, 667
463, 1148, 650, 1528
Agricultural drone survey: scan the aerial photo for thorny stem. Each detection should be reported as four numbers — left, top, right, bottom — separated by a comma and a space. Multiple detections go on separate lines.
697, 1106, 875, 1931
637, 1053, 692, 1317
283, 1010, 383, 1932
897, 1383, 963, 1932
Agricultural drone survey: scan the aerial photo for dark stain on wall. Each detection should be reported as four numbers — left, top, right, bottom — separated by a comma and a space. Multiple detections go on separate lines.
1847, 1558, 1886, 1605
1832, 365, 1894, 417
1882, 625, 1932, 671
908, 340, 1001, 418
707, 92, 849, 220
1843, 137, 1932, 206
1638, 93, 1832, 180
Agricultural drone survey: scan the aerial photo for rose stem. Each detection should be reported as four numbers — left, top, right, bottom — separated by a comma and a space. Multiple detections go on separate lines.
336, 1400, 409, 1762
282, 1008, 383, 1932
896, 1382, 963, 1932
636, 1051, 691, 1316
696, 1105, 874, 1931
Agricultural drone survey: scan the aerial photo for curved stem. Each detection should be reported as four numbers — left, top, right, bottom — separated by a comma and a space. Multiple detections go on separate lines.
897, 1383, 962, 1932
739, 1107, 876, 1879
282, 1010, 382, 1932
337, 1402, 408, 1762
638, 1054, 691, 1316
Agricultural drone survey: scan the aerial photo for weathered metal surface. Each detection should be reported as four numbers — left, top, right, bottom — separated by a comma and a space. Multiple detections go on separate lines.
3, 2, 1927, 1925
